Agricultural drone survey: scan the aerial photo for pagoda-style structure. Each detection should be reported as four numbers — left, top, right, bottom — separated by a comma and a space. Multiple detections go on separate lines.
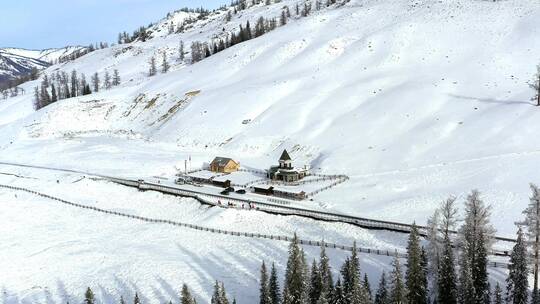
267, 149, 308, 182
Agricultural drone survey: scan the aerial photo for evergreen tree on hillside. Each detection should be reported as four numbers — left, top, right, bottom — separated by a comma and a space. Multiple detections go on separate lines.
522, 184, 540, 300
309, 260, 323, 304
493, 283, 503, 304
211, 281, 229, 304
438, 232, 457, 304
332, 278, 346, 304
406, 223, 427, 304
120, 295, 126, 304
319, 243, 334, 302
84, 287, 95, 304
282, 233, 308, 304
269, 262, 281, 304
341, 242, 370, 303
133, 292, 141, 304
506, 228, 528, 304
390, 252, 406, 304
374, 272, 388, 304
260, 261, 271, 304
363, 274, 372, 302
181, 284, 196, 304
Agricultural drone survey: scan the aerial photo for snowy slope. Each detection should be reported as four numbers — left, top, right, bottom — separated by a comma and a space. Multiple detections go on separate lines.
0, 0, 539, 302
1, 0, 538, 228
0, 46, 88, 87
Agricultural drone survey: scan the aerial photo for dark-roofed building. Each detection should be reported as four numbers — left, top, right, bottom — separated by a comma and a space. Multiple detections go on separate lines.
209, 157, 240, 173
267, 149, 308, 182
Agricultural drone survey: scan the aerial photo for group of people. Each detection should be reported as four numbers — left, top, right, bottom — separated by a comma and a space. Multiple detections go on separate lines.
217, 199, 256, 210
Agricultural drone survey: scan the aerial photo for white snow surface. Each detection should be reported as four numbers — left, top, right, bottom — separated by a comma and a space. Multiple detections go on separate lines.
0, 0, 539, 302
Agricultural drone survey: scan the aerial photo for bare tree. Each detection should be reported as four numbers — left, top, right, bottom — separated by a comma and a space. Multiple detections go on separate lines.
530, 65, 540, 106
112, 70, 121, 86
162, 51, 170, 73
148, 56, 157, 76
91, 72, 100, 92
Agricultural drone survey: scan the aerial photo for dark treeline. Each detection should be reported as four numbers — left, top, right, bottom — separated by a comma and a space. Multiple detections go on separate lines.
79, 185, 540, 303
33, 69, 120, 110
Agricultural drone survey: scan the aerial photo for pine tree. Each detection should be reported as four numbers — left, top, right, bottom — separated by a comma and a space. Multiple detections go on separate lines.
212, 281, 221, 304
134, 292, 141, 304
219, 282, 229, 304
181, 284, 196, 304
269, 262, 281, 304
523, 184, 540, 297
282, 233, 308, 304
162, 51, 170, 73
341, 242, 369, 303
390, 252, 406, 304
260, 261, 271, 304
319, 243, 334, 301
458, 190, 494, 304
84, 287, 95, 304
309, 260, 323, 304
149, 56, 157, 76
406, 223, 427, 304
91, 72, 100, 92
506, 228, 528, 304
363, 274, 372, 302
120, 295, 126, 304
493, 283, 503, 304
332, 278, 346, 304
374, 272, 388, 304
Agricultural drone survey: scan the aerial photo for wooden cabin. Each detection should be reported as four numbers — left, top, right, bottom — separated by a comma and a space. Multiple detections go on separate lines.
209, 157, 240, 173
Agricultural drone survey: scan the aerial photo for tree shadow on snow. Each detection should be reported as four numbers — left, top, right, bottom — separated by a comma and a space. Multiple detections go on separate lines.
448, 93, 534, 106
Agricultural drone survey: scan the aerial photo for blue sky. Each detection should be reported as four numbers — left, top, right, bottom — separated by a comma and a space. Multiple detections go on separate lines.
1, 0, 230, 50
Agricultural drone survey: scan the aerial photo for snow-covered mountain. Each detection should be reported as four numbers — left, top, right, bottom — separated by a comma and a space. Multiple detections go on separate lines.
0, 51, 47, 85
0, 0, 540, 302
0, 46, 88, 87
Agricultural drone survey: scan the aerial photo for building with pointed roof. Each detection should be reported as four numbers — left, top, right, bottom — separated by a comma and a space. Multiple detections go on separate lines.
267, 149, 309, 182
